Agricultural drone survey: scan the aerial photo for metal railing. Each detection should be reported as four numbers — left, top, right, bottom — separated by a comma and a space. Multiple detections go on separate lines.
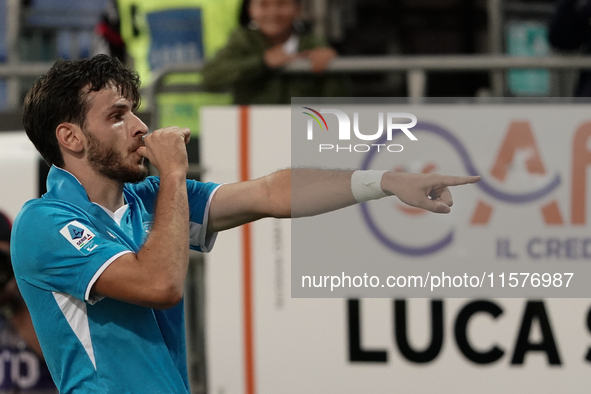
3, 54, 591, 116
146, 54, 591, 127
0, 62, 56, 78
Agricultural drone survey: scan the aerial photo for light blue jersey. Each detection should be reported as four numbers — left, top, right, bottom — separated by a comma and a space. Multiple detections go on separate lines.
10, 166, 221, 393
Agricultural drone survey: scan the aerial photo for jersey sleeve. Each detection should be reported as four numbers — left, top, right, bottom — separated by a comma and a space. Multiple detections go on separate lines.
11, 202, 133, 303
187, 180, 222, 252
130, 177, 221, 252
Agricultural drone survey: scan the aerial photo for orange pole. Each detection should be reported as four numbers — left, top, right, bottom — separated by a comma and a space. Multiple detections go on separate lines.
239, 106, 255, 394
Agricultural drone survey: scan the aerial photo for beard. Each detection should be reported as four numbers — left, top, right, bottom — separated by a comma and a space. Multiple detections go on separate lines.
85, 130, 148, 183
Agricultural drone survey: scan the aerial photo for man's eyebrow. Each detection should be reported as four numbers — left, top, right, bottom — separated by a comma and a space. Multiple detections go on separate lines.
103, 102, 132, 114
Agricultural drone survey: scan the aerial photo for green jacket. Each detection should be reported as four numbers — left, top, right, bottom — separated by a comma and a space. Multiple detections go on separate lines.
202, 27, 346, 104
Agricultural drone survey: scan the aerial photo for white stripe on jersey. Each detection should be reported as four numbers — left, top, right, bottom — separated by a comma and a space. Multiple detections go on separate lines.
52, 292, 96, 369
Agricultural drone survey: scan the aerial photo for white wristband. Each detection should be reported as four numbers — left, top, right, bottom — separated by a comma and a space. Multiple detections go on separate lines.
351, 170, 388, 202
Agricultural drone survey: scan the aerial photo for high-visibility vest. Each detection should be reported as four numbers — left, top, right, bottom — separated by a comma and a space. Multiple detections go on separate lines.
117, 0, 241, 134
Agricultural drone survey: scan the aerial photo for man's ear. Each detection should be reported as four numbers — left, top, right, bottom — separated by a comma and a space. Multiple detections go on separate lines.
56, 122, 85, 153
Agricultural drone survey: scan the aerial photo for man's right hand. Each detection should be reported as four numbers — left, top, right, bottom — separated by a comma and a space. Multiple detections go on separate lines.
93, 126, 191, 310
137, 126, 190, 176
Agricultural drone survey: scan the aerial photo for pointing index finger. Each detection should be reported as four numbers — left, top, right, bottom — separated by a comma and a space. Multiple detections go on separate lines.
441, 175, 481, 186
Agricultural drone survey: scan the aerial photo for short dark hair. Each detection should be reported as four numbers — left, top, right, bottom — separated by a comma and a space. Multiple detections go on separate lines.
23, 54, 141, 167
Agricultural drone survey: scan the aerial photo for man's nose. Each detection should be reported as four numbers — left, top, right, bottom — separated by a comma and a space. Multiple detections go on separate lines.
131, 113, 149, 137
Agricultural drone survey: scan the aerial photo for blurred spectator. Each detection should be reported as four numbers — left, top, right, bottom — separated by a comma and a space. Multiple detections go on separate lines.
94, 0, 243, 137
548, 0, 591, 96
0, 211, 56, 393
202, 0, 346, 104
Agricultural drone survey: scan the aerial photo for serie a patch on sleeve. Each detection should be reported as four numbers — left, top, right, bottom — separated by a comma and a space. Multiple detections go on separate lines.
59, 221, 101, 255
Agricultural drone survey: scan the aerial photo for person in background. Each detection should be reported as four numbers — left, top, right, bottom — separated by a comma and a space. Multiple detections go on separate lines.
548, 0, 591, 96
202, 0, 346, 104
0, 211, 56, 394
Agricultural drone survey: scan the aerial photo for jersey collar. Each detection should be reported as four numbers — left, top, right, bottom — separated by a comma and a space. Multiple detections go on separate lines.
45, 166, 144, 250
44, 166, 94, 211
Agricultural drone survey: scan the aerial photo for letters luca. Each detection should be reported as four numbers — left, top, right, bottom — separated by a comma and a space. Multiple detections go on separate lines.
348, 299, 589, 366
